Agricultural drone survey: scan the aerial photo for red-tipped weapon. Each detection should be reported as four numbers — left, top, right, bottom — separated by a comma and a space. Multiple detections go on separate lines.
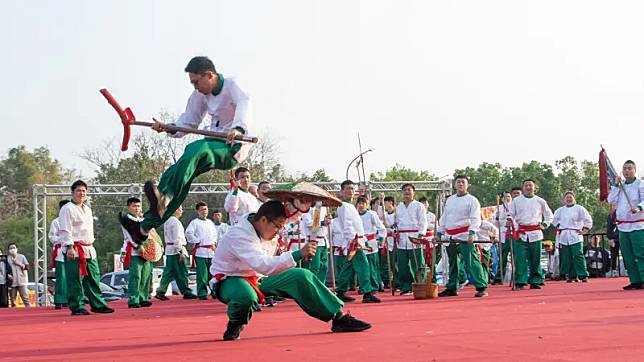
99, 88, 258, 151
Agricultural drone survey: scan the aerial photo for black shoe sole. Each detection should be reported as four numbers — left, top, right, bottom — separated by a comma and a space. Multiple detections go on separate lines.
154, 295, 169, 301
91, 308, 115, 314
144, 180, 160, 218
332, 324, 372, 333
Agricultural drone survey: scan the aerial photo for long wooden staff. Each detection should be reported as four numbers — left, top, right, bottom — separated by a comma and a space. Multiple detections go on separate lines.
429, 197, 439, 288
379, 194, 395, 295
495, 194, 504, 286
508, 222, 516, 290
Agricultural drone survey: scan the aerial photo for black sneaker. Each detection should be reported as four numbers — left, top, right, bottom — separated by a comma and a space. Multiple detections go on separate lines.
140, 301, 152, 307
71, 309, 90, 316
623, 283, 644, 290
530, 284, 541, 290
514, 284, 525, 290
331, 313, 372, 333
336, 292, 356, 302
566, 279, 573, 283
144, 180, 164, 219
183, 294, 198, 300
438, 289, 458, 297
155, 293, 170, 301
91, 306, 114, 314
273, 296, 286, 302
118, 212, 147, 244
198, 296, 208, 300
362, 293, 381, 303
580, 278, 588, 283
223, 322, 245, 341
55, 304, 62, 310
262, 297, 275, 307
399, 290, 412, 296
128, 304, 141, 309
474, 290, 488, 298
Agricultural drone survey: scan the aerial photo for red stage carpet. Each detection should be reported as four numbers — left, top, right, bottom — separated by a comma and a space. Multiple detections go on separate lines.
2, 277, 643, 361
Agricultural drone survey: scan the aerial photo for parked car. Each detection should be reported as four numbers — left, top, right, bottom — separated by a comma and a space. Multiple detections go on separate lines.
170, 271, 198, 295
100, 271, 129, 292
99, 282, 126, 301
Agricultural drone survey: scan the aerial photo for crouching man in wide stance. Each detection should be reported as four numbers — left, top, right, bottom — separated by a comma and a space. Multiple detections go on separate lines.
210, 200, 371, 340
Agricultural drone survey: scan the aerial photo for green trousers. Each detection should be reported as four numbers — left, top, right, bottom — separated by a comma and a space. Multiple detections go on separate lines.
334, 255, 354, 289
559, 243, 588, 279
54, 261, 67, 305
336, 250, 375, 294
65, 257, 107, 311
619, 230, 644, 284
480, 248, 491, 277
141, 139, 241, 231
196, 256, 212, 298
217, 268, 344, 325
365, 253, 381, 290
430, 246, 442, 283
307, 246, 328, 283
514, 239, 544, 286
494, 242, 511, 283
128, 256, 152, 305
156, 254, 193, 296
445, 243, 488, 291
397, 248, 426, 293
379, 249, 397, 288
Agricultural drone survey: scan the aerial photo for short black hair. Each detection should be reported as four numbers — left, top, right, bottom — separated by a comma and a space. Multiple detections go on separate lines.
454, 175, 469, 182
71, 180, 87, 192
58, 200, 70, 209
356, 196, 368, 205
252, 200, 287, 223
195, 201, 208, 210
418, 196, 428, 203
384, 196, 395, 203
522, 179, 536, 185
370, 198, 378, 208
624, 160, 637, 169
212, 209, 223, 214
511, 187, 522, 192
258, 181, 271, 189
235, 167, 250, 179
340, 180, 355, 190
401, 183, 415, 191
184, 56, 216, 74
127, 197, 141, 206
8, 242, 17, 248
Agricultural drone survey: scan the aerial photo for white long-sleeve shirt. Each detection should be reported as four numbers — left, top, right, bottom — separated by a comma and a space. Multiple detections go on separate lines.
58, 202, 96, 259
185, 218, 218, 258
302, 206, 329, 247
437, 194, 482, 242
426, 211, 437, 233
224, 190, 261, 226
508, 195, 554, 242
214, 222, 230, 242
607, 178, 644, 232
396, 200, 428, 250
360, 210, 387, 255
384, 211, 396, 251
492, 203, 512, 244
49, 217, 65, 262
210, 214, 299, 278
553, 204, 593, 246
332, 218, 344, 256
164, 216, 188, 256
476, 220, 498, 251
170, 77, 253, 163
337, 201, 366, 253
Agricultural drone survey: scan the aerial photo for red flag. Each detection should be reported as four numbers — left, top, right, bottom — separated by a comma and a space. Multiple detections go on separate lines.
599, 147, 618, 202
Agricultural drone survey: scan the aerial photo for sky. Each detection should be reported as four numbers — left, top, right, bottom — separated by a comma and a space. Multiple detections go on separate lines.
2, 0, 643, 182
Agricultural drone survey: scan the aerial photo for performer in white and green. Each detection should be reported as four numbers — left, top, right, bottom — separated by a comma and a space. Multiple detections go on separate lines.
379, 196, 397, 289
492, 191, 513, 284
59, 180, 113, 315
508, 179, 554, 290
186, 201, 218, 299
49, 199, 70, 309
607, 160, 644, 290
395, 183, 428, 295
155, 206, 197, 300
334, 180, 381, 303
357, 197, 387, 292
120, 56, 253, 244
553, 191, 592, 282
210, 200, 371, 340
120, 197, 154, 308
302, 204, 331, 283
436, 176, 489, 298
224, 167, 261, 226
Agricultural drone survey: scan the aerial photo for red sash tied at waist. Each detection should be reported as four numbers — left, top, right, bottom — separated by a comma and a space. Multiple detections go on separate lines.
123, 243, 134, 268
50, 244, 62, 269
616, 219, 644, 225
72, 241, 93, 277
365, 234, 376, 241
333, 246, 345, 257
214, 274, 265, 304
445, 225, 470, 236
191, 245, 215, 268
513, 224, 542, 240
424, 231, 435, 238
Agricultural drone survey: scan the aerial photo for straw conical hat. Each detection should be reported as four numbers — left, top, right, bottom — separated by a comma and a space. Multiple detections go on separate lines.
263, 182, 342, 207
